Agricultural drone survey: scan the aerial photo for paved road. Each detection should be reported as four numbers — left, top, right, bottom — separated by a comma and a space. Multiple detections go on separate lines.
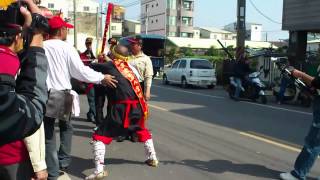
60, 80, 320, 180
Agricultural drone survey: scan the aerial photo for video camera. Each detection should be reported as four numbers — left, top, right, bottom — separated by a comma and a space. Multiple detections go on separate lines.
0, 1, 49, 49
0, 1, 27, 27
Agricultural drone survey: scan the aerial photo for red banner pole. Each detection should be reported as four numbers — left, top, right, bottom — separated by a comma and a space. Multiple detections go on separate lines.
101, 2, 113, 54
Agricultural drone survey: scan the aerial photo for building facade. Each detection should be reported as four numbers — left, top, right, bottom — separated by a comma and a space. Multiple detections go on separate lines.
141, 0, 195, 37
224, 22, 262, 41
123, 20, 141, 36
282, 0, 320, 67
40, 0, 99, 16
198, 27, 236, 40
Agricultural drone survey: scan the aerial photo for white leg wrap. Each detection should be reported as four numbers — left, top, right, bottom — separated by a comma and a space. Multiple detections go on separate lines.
92, 141, 106, 173
144, 139, 157, 160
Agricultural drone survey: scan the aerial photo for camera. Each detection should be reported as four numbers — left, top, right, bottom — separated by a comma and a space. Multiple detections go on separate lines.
0, 1, 27, 26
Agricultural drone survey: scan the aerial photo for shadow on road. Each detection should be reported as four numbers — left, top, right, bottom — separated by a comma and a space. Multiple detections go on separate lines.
162, 159, 282, 179
67, 156, 145, 178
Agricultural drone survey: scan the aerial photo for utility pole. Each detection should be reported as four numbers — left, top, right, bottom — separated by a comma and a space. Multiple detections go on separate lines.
73, 0, 77, 48
265, 32, 268, 42
145, 4, 149, 34
236, 0, 246, 59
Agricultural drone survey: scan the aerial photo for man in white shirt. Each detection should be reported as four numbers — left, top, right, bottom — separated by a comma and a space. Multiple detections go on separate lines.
43, 16, 117, 180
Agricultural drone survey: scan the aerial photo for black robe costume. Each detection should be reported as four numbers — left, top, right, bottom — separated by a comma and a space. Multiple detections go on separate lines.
90, 60, 150, 144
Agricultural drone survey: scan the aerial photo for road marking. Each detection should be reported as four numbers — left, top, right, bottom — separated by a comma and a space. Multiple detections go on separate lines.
149, 104, 169, 111
153, 85, 225, 99
239, 131, 301, 153
243, 101, 312, 116
153, 84, 312, 116
149, 103, 303, 153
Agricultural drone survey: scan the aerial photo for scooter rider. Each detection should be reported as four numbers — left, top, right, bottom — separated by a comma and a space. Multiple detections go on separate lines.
280, 67, 320, 180
233, 47, 251, 100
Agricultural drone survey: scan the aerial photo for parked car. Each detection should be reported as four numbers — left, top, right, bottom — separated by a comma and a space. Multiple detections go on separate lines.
163, 58, 217, 89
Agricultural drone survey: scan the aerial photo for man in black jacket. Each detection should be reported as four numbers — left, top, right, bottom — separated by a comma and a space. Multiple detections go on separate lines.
0, 0, 48, 147
0, 0, 49, 179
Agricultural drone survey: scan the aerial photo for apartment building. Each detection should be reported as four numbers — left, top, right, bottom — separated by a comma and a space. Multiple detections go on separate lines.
141, 0, 195, 37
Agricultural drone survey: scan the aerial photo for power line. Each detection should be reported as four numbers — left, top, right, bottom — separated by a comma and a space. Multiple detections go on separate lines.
248, 0, 282, 24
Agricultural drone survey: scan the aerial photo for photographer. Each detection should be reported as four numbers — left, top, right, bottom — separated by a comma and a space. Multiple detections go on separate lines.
280, 68, 320, 180
0, 0, 49, 179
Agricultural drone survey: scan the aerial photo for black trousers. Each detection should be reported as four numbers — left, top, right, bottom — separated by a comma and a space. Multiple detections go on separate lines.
94, 85, 106, 126
140, 81, 145, 94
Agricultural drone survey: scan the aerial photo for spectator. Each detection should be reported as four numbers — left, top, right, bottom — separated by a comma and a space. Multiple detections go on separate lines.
80, 37, 96, 123
43, 16, 117, 179
0, 1, 49, 179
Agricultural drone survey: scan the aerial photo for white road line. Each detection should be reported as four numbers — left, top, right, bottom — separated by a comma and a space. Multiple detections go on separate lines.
153, 85, 312, 116
153, 85, 225, 99
149, 104, 169, 111
243, 101, 312, 116
149, 103, 302, 153
239, 132, 301, 153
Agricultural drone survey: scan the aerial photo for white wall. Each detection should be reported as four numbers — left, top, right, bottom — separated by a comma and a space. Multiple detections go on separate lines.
250, 24, 262, 41
135, 24, 141, 34
110, 22, 122, 36
193, 29, 200, 39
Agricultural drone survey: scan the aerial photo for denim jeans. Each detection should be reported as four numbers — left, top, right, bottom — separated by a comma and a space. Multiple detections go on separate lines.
44, 117, 73, 180
234, 77, 242, 98
291, 96, 320, 180
278, 77, 288, 103
87, 87, 96, 122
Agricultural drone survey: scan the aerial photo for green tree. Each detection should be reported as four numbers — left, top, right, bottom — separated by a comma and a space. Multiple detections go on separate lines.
180, 47, 194, 56
206, 46, 216, 56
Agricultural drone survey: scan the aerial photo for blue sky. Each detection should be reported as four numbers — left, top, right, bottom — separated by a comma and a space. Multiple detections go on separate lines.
107, 0, 288, 41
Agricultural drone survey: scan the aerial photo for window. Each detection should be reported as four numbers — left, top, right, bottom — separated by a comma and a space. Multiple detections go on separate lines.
156, 19, 158, 23
111, 26, 116, 31
48, 3, 54, 9
182, 17, 191, 26
181, 32, 188, 37
214, 35, 217, 39
167, 0, 176, 10
168, 16, 176, 26
151, 20, 154, 23
183, 1, 191, 10
178, 60, 186, 69
172, 60, 180, 69
190, 60, 213, 69
168, 32, 176, 37
156, 3, 159, 6
83, 6, 90, 12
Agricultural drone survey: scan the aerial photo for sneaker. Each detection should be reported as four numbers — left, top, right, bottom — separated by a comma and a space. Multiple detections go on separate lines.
145, 159, 159, 167
279, 172, 299, 180
85, 170, 108, 180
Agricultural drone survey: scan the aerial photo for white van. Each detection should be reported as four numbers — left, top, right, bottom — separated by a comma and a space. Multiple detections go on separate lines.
163, 58, 217, 89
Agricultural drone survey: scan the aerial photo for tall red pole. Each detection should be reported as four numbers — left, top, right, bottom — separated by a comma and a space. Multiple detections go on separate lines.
101, 2, 114, 54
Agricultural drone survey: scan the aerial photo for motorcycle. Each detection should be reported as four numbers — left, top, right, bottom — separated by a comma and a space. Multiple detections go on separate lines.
228, 66, 268, 104
273, 60, 313, 107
